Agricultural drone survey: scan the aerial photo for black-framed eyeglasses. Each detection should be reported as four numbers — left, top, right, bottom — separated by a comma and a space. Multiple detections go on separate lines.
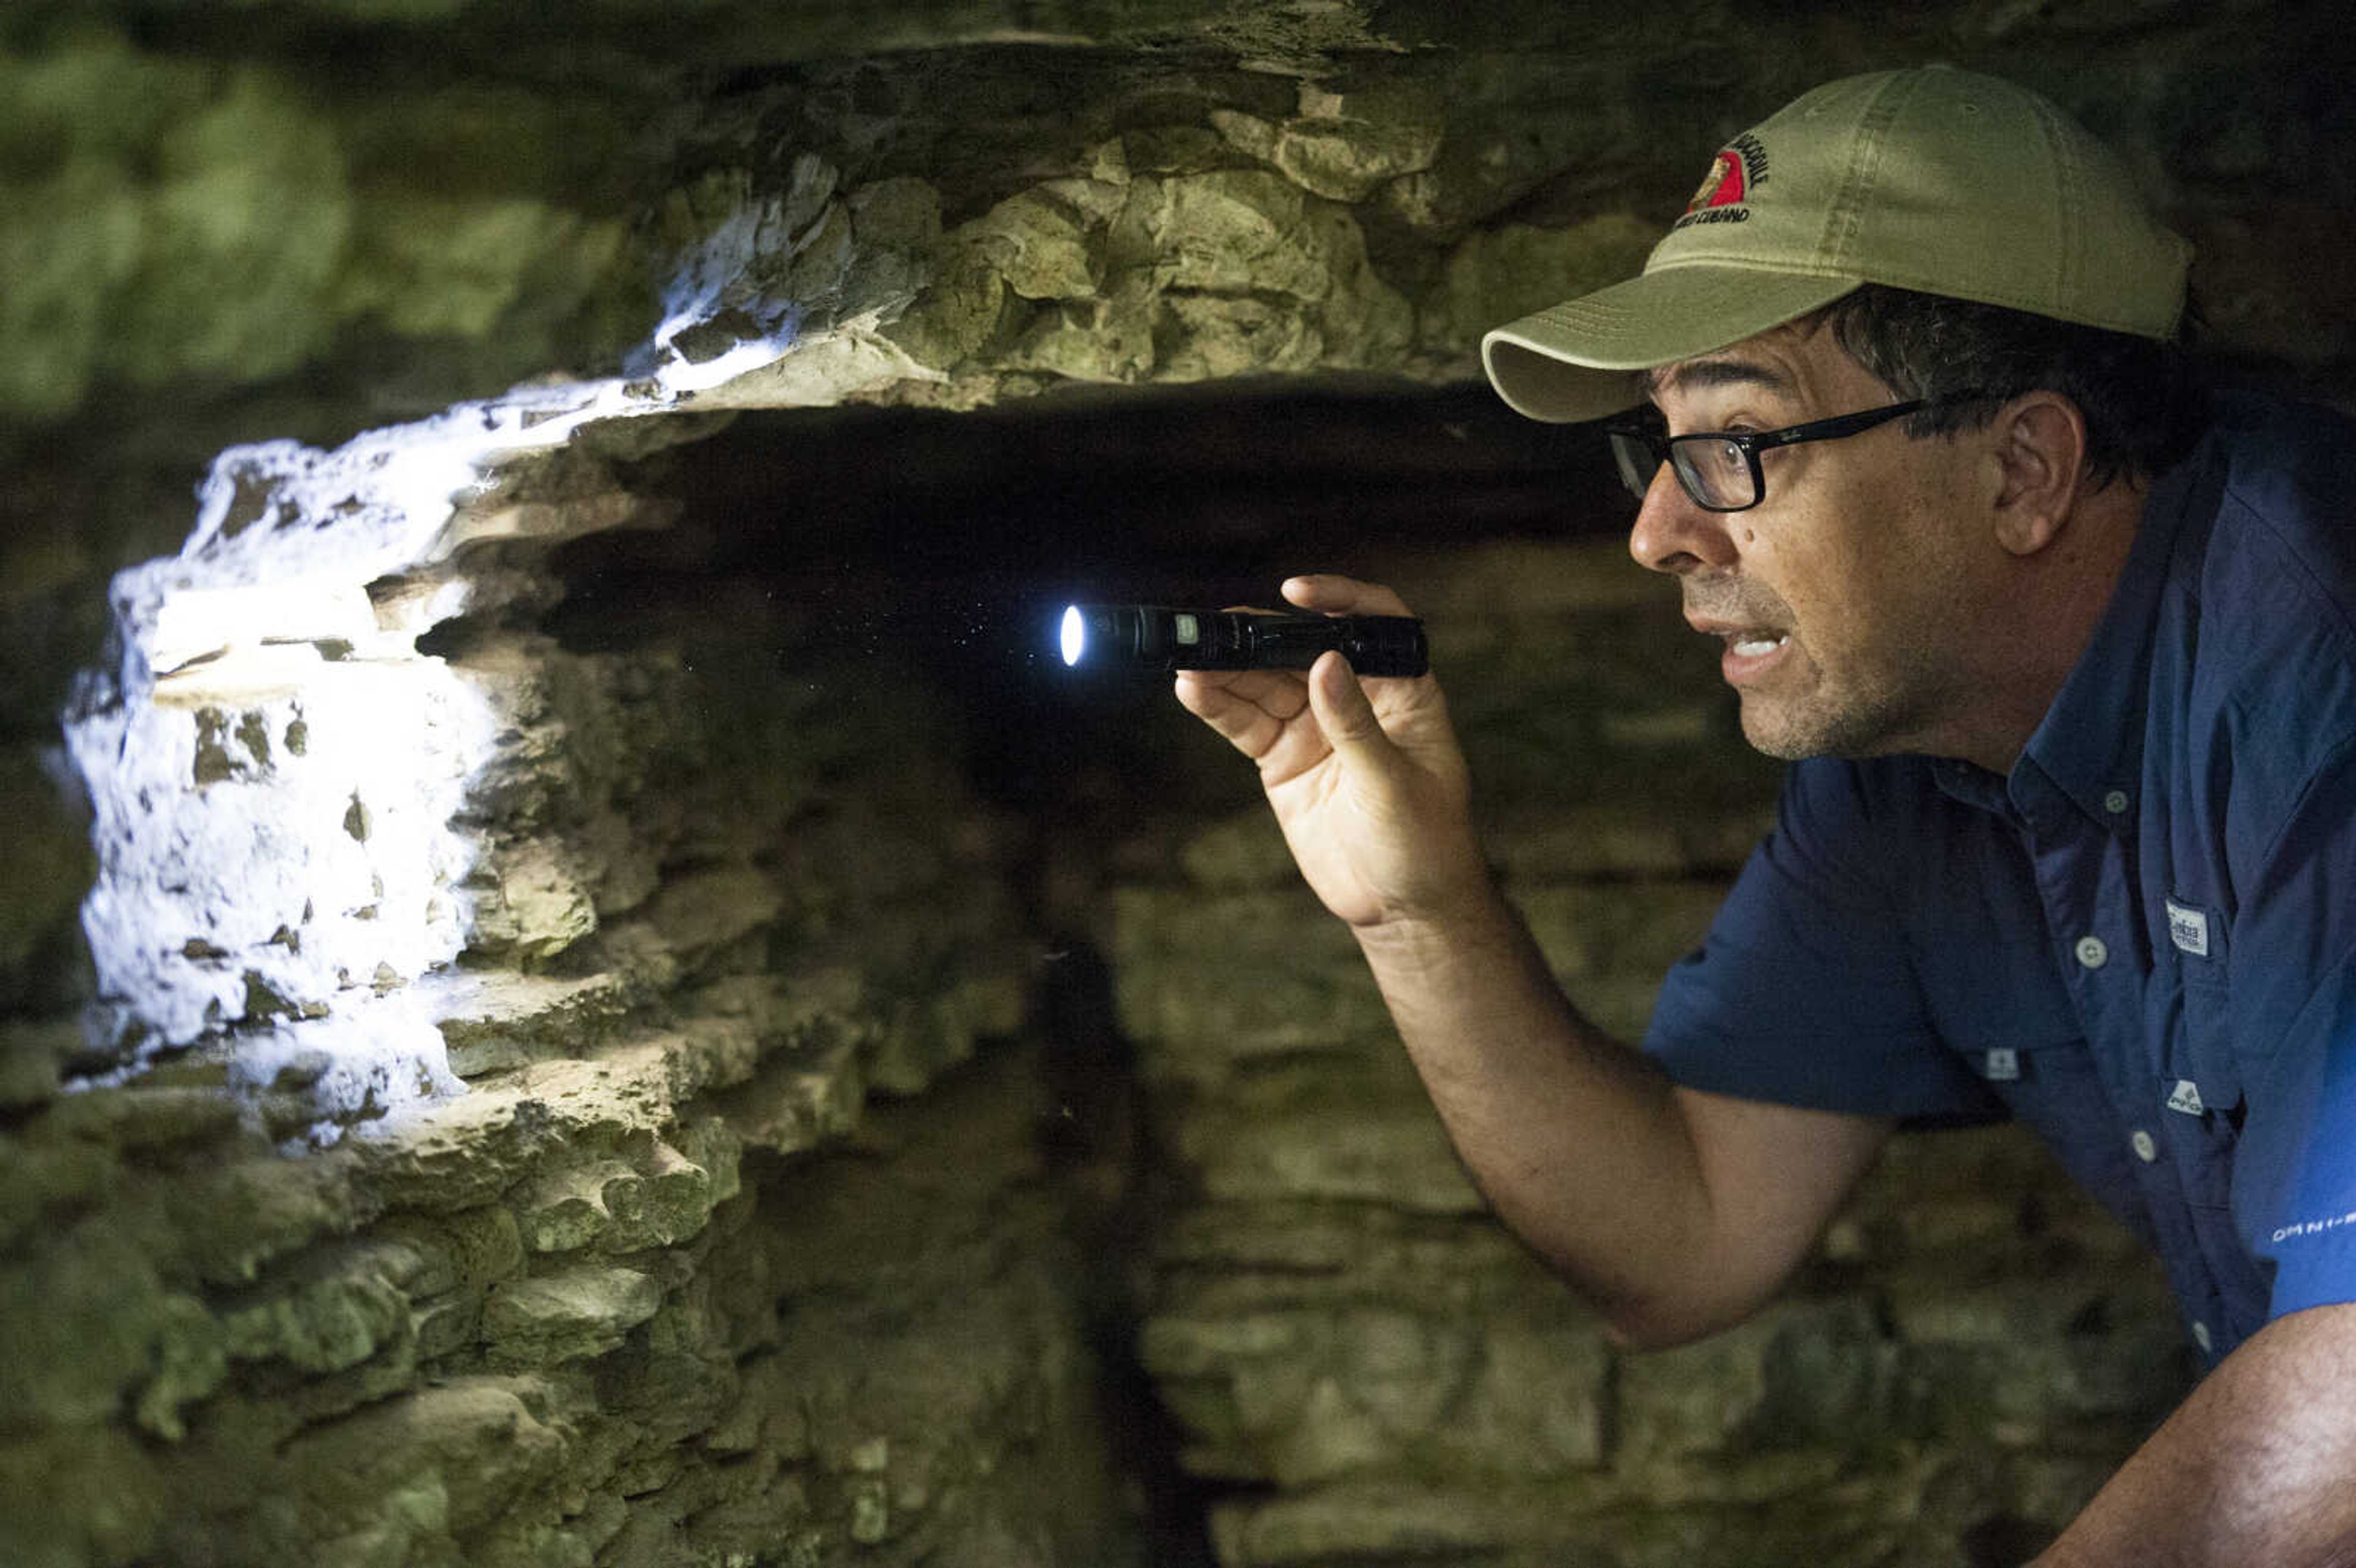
1605, 394, 1986, 512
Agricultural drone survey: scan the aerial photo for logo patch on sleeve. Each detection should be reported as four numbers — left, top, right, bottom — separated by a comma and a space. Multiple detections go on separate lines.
2166, 899, 2211, 958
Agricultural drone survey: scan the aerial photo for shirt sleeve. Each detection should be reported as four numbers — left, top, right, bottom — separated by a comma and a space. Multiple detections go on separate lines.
2222, 736, 2356, 1320
1641, 757, 2003, 1123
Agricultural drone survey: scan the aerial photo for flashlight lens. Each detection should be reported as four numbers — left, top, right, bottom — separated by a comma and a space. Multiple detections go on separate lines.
1060, 605, 1085, 666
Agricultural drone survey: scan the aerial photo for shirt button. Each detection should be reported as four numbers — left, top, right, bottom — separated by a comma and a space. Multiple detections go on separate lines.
2191, 1320, 2214, 1353
2131, 1128, 2159, 1163
2074, 935, 2109, 969
2103, 789, 2131, 815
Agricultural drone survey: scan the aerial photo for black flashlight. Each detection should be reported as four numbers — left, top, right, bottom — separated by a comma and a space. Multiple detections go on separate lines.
1058, 604, 1428, 677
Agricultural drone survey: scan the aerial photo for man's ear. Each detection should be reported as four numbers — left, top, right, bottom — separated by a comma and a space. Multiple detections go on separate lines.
1990, 393, 2089, 556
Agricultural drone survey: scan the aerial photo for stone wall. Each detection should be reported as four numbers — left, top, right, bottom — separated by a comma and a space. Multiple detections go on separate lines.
0, 417, 1153, 1567
5, 4, 2355, 1566
1114, 541, 2193, 1567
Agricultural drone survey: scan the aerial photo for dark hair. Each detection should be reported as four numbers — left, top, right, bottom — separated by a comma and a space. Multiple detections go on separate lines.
1813, 283, 2210, 490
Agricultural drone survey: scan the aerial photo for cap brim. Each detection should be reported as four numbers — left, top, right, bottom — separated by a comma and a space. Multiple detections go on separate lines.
1481, 266, 1864, 423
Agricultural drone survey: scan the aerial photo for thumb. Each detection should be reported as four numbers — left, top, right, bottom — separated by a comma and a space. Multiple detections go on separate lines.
1304, 650, 1399, 772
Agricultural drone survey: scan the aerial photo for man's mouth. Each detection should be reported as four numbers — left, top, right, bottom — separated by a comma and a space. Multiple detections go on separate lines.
1685, 596, 1798, 682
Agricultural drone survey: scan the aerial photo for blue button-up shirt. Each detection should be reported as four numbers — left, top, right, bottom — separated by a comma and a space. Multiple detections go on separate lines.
1642, 392, 2356, 1365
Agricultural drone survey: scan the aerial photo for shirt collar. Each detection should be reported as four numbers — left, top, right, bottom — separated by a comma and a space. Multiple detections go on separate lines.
2010, 439, 2211, 829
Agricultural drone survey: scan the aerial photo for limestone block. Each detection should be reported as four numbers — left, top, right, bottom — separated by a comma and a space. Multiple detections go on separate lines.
1508, 881, 1732, 1040
779, 199, 861, 315
1615, 1299, 1891, 1480
599, 1137, 714, 1252
0, 1223, 175, 1429
410, 1293, 481, 1362
0, 1426, 167, 1568
425, 967, 636, 1077
339, 190, 619, 340
1485, 802, 1776, 884
1206, 1480, 1625, 1568
222, 1240, 421, 1375
282, 1375, 579, 1541
1144, 1304, 1495, 1486
1176, 806, 1297, 893
134, 1291, 231, 1440
437, 1203, 527, 1289
1157, 291, 1323, 379
642, 863, 782, 964
1112, 171, 1333, 301
1111, 886, 1390, 1074
885, 250, 1013, 372
722, 1037, 866, 1156
0, 745, 93, 1015
432, 488, 674, 561
1431, 1318, 1611, 1475
1150, 1198, 1535, 1290
0, 1128, 114, 1251
1175, 1100, 1484, 1214
163, 1150, 360, 1285
469, 840, 598, 964
481, 1262, 663, 1363
847, 176, 943, 251
655, 1015, 766, 1105
353, 1087, 555, 1215
1003, 274, 1158, 382
959, 188, 1103, 301
1, 47, 352, 417
1215, 81, 1447, 202
515, 1157, 634, 1253
1614, 1316, 1777, 1471
0, 1021, 71, 1113
1882, 1272, 2187, 1438
39, 1081, 244, 1151
865, 969, 1025, 1096
674, 1115, 745, 1208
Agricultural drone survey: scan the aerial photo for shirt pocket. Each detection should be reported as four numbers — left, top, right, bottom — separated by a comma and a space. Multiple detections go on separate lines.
1914, 938, 2140, 1220
2168, 967, 2245, 1213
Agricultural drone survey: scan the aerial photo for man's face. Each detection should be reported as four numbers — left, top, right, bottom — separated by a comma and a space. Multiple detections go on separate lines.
1628, 320, 1994, 761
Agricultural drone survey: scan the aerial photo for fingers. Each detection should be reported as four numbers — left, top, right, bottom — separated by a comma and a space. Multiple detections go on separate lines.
1173, 668, 1309, 761
1281, 574, 1415, 618
1303, 650, 1398, 770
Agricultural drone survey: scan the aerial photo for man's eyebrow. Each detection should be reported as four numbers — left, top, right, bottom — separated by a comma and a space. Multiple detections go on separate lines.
1639, 358, 1797, 402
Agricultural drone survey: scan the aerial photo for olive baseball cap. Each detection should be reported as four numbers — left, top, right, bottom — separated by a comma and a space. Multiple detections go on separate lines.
1482, 66, 2193, 423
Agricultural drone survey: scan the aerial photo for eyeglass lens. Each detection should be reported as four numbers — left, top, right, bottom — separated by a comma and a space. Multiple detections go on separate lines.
1607, 430, 1756, 510
1675, 436, 1752, 509
1608, 431, 1655, 501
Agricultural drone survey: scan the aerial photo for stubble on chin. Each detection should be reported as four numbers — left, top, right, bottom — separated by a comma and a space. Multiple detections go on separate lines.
1736, 661, 1939, 763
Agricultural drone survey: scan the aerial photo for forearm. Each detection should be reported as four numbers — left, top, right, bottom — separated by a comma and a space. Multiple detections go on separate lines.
1352, 883, 1759, 1346
2033, 1303, 2356, 1568
1176, 594, 1884, 1344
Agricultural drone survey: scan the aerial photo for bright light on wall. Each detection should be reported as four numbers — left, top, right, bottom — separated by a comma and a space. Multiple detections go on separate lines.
60, 159, 909, 1145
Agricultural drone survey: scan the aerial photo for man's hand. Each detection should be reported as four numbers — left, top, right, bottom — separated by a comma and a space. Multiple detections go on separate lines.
1174, 574, 1488, 930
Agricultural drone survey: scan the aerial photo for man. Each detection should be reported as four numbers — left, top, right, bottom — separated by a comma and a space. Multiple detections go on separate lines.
1176, 67, 2356, 1564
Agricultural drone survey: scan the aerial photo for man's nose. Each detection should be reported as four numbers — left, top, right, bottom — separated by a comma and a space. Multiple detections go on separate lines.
1627, 464, 1738, 577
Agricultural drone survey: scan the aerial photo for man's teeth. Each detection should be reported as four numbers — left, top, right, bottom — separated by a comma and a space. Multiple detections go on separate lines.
1731, 634, 1788, 658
